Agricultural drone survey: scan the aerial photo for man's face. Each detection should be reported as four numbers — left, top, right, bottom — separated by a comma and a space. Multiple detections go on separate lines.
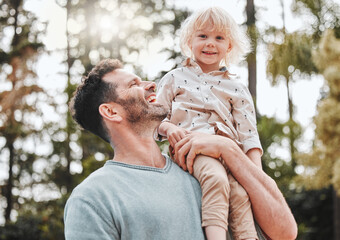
103, 69, 168, 124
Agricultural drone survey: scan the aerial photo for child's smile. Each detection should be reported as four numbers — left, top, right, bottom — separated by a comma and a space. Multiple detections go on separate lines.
190, 23, 231, 73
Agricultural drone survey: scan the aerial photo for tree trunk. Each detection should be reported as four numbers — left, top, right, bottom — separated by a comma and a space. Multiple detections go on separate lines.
5, 0, 20, 221
4, 141, 14, 224
247, 52, 256, 101
334, 189, 340, 240
286, 78, 296, 168
246, 0, 257, 105
65, 0, 73, 193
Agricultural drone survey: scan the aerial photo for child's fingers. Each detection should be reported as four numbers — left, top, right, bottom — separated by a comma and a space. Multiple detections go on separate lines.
168, 136, 176, 148
184, 129, 191, 135
179, 131, 188, 140
170, 131, 186, 145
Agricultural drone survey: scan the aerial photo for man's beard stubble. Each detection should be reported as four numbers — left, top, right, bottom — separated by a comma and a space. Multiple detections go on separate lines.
116, 97, 168, 124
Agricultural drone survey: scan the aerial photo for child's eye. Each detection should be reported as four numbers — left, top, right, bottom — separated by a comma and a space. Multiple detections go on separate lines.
198, 34, 207, 39
216, 36, 224, 40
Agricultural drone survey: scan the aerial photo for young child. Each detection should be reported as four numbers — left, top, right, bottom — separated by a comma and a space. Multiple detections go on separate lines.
156, 7, 263, 240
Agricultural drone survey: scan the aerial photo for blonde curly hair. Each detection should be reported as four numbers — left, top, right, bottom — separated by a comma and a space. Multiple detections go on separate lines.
180, 7, 251, 66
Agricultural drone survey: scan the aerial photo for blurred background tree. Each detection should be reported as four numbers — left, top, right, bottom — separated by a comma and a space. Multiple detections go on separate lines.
262, 0, 339, 238
297, 29, 340, 239
0, 0, 45, 226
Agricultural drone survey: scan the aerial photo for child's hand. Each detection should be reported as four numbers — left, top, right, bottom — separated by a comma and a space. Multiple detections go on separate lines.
158, 122, 191, 158
166, 124, 190, 148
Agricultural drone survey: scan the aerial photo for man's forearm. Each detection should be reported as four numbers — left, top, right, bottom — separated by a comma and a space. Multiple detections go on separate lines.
220, 141, 297, 240
173, 133, 297, 239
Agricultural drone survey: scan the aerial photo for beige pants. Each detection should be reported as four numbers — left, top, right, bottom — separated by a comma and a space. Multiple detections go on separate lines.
193, 155, 258, 240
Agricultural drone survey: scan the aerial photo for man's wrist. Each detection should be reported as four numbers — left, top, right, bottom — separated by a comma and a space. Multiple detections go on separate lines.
218, 136, 240, 164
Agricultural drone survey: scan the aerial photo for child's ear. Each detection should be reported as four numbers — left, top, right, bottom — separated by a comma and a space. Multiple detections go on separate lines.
227, 43, 232, 52
99, 103, 122, 123
188, 37, 193, 49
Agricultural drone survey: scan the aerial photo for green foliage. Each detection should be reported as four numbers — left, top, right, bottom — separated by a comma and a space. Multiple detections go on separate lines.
297, 30, 340, 194
257, 116, 295, 191
0, 198, 66, 240
292, 0, 340, 41
58, 0, 189, 78
0, 0, 48, 225
265, 11, 317, 172
288, 187, 333, 239
0, 215, 43, 240
267, 32, 318, 84
77, 155, 106, 182
0, 50, 9, 65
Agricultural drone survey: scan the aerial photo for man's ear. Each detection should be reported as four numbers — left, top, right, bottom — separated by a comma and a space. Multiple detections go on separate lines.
99, 103, 123, 123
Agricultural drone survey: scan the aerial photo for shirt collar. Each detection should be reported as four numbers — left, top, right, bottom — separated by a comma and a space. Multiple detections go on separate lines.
182, 58, 231, 79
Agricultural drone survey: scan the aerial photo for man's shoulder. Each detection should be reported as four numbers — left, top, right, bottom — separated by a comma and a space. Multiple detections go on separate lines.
69, 163, 112, 197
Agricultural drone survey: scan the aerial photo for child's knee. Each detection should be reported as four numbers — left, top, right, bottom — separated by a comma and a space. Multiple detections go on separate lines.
201, 169, 229, 192
194, 156, 227, 182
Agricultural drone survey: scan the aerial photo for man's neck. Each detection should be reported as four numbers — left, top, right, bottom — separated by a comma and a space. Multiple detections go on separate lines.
112, 131, 166, 168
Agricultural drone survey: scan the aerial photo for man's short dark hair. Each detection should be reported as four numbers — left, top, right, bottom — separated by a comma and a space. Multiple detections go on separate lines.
69, 59, 123, 142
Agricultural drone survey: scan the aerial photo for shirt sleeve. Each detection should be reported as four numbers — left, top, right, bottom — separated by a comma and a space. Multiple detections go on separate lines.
154, 72, 176, 141
231, 83, 263, 155
156, 72, 176, 121
64, 196, 120, 240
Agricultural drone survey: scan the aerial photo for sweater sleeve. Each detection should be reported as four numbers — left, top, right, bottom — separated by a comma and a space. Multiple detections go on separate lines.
64, 196, 120, 240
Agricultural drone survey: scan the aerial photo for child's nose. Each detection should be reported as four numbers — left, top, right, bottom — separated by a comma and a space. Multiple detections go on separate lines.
206, 40, 215, 47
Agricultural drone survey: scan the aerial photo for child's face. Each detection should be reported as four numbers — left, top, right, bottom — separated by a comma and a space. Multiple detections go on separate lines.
190, 23, 231, 73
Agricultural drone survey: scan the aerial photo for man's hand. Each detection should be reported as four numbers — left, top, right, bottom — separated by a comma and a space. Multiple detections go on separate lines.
173, 133, 232, 174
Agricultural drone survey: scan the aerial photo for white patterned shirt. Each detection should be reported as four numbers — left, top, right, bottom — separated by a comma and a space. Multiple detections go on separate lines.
156, 59, 263, 154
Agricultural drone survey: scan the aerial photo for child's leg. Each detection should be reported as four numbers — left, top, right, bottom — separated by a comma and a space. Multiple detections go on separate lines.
205, 226, 226, 239
228, 173, 258, 240
193, 155, 230, 239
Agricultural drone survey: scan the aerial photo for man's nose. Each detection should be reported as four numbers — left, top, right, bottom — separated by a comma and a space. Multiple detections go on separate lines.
143, 81, 156, 92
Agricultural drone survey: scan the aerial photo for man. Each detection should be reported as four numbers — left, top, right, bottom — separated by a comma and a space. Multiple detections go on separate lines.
64, 59, 297, 240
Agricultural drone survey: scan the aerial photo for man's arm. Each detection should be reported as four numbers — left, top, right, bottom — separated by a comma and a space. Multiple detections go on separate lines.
173, 133, 297, 240
246, 148, 262, 168
64, 197, 119, 240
